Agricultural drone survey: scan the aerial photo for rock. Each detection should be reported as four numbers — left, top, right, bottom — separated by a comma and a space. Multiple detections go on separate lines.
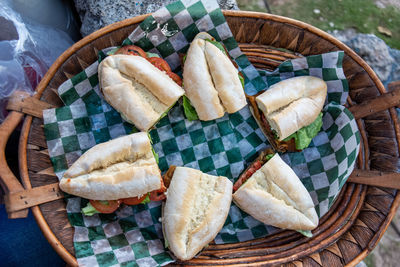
348, 34, 394, 81
364, 209, 400, 267
389, 48, 400, 83
330, 31, 395, 82
374, 0, 400, 9
73, 0, 239, 37
330, 28, 358, 43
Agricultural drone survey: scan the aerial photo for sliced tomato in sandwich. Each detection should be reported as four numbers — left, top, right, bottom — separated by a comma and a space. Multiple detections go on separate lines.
149, 179, 167, 201
89, 200, 121, 214
166, 71, 183, 86
121, 195, 148, 205
115, 45, 147, 58
233, 160, 264, 192
147, 57, 171, 72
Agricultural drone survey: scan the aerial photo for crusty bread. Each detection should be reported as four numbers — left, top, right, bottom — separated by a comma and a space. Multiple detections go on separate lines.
183, 32, 246, 121
98, 55, 184, 131
162, 167, 232, 260
59, 132, 162, 200
233, 154, 318, 231
182, 39, 224, 120
256, 76, 327, 140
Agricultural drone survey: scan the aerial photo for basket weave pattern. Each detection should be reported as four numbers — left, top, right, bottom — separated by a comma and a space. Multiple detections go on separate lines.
18, 11, 400, 266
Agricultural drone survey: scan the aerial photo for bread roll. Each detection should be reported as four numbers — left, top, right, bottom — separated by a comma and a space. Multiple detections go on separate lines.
183, 32, 246, 121
59, 132, 162, 200
162, 167, 232, 260
256, 76, 327, 140
182, 39, 224, 120
233, 154, 318, 231
98, 55, 185, 131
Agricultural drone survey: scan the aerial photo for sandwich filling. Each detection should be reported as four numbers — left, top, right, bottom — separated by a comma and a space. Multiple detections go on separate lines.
59, 133, 166, 215
251, 76, 327, 152
182, 32, 247, 121
233, 149, 275, 192
233, 154, 319, 231
182, 39, 245, 121
98, 51, 184, 131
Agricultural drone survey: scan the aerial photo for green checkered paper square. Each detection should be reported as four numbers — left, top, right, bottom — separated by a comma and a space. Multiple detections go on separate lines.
42, 0, 360, 265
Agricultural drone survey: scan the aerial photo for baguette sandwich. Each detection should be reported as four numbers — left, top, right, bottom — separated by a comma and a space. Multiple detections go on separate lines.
162, 166, 232, 260
247, 76, 327, 152
98, 45, 185, 131
233, 152, 318, 232
182, 32, 247, 121
59, 132, 166, 215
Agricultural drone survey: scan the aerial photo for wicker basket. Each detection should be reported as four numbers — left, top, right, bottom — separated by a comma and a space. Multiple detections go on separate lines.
1, 10, 400, 266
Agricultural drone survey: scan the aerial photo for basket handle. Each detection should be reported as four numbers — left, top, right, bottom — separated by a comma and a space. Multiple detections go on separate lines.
348, 81, 400, 119
348, 169, 400, 189
0, 91, 57, 218
347, 81, 400, 189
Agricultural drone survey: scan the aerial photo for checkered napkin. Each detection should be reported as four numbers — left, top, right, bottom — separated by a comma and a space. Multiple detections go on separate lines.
42, 0, 360, 265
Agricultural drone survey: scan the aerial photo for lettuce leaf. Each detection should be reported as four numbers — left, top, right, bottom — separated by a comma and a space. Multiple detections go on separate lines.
146, 52, 160, 58
239, 74, 245, 88
148, 133, 159, 164
152, 146, 159, 164
141, 194, 151, 205
182, 95, 199, 121
283, 113, 323, 150
81, 202, 100, 216
205, 39, 227, 55
297, 229, 313, 237
265, 154, 274, 161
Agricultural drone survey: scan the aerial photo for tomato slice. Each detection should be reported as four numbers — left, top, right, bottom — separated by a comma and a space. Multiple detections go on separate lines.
253, 161, 262, 170
147, 57, 171, 72
116, 45, 147, 58
149, 190, 166, 201
121, 195, 148, 206
166, 71, 183, 86
149, 180, 167, 201
89, 200, 120, 214
233, 160, 264, 192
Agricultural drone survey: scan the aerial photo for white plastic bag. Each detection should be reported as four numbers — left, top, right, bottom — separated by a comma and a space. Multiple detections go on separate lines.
0, 0, 74, 122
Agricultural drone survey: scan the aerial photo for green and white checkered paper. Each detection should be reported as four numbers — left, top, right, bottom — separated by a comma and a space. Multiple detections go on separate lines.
42, 0, 360, 266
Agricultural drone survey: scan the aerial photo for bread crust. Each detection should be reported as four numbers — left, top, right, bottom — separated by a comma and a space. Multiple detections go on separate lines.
163, 167, 232, 260
182, 39, 224, 120
98, 55, 184, 131
233, 154, 318, 231
256, 76, 327, 140
59, 132, 162, 200
182, 33, 246, 121
204, 41, 246, 113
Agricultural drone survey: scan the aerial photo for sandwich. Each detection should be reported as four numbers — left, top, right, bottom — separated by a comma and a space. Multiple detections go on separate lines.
233, 152, 318, 232
247, 76, 327, 152
162, 166, 233, 261
182, 32, 247, 121
59, 132, 166, 215
98, 45, 185, 131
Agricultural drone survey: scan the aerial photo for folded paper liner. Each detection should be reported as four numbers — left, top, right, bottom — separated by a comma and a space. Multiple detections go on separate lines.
42, 0, 360, 266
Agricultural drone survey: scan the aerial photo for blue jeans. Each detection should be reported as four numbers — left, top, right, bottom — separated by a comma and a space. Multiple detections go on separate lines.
0, 205, 64, 266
